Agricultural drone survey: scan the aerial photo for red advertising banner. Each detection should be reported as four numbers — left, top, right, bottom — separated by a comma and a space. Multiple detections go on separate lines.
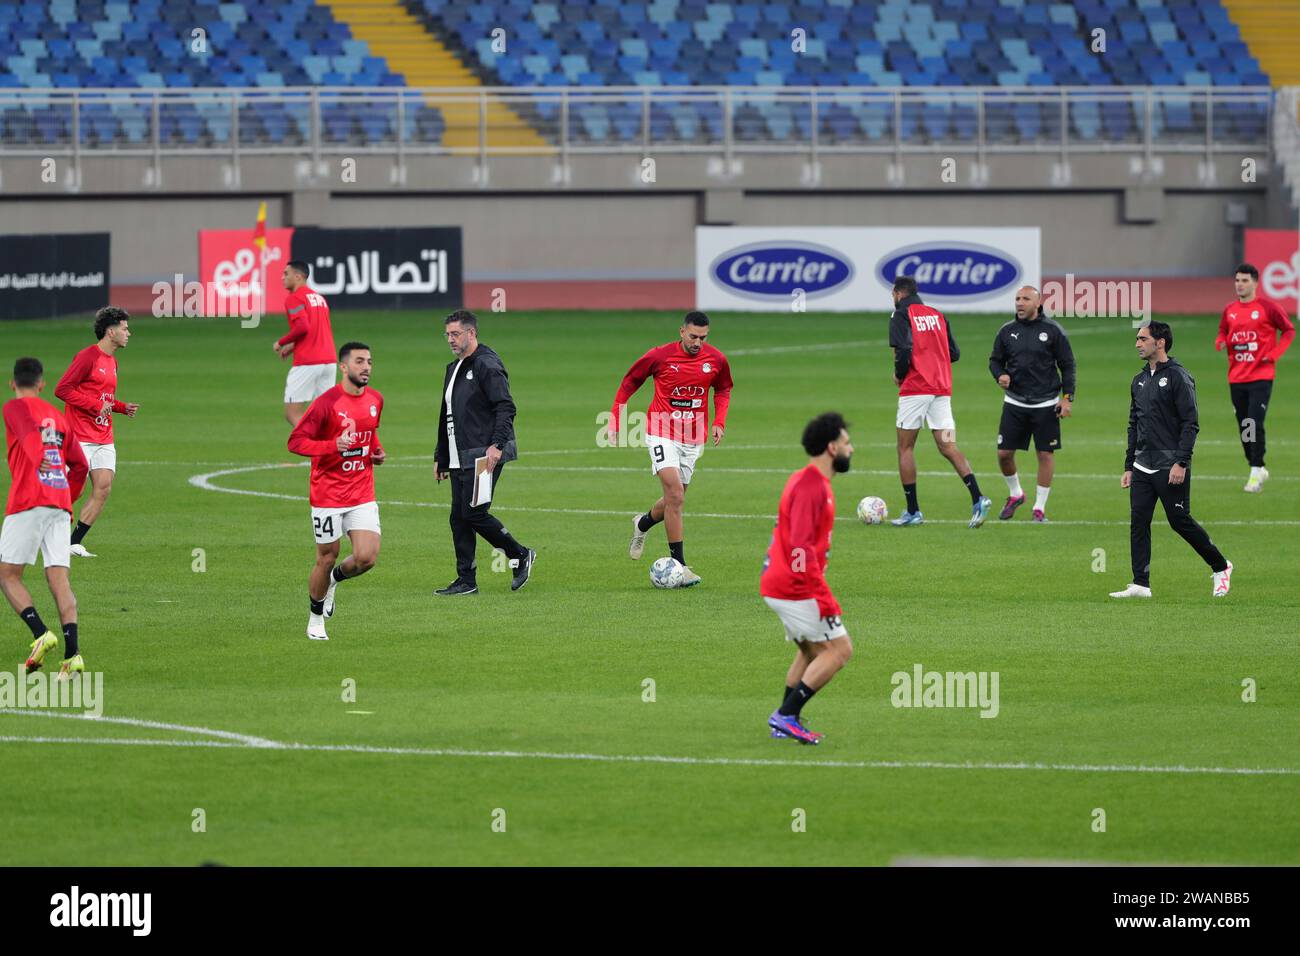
197, 227, 294, 317
1244, 229, 1299, 315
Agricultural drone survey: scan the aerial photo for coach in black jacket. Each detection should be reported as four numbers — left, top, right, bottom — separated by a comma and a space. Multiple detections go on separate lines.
434, 310, 535, 595
1110, 320, 1231, 599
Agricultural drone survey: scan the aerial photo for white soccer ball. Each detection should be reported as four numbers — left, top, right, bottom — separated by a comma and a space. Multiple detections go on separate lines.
650, 556, 685, 589
857, 495, 889, 525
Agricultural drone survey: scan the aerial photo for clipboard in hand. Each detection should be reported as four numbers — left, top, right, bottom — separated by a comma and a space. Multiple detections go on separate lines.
471, 456, 494, 507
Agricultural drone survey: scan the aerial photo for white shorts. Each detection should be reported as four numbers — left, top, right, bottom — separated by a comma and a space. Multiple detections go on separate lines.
80, 442, 116, 473
0, 506, 72, 568
896, 394, 955, 432
647, 434, 704, 485
311, 501, 381, 544
763, 596, 848, 644
285, 363, 336, 404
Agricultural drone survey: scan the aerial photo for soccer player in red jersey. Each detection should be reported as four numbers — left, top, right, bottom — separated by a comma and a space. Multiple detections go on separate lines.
609, 312, 733, 586
888, 275, 990, 528
1, 357, 90, 678
287, 342, 385, 641
760, 412, 855, 745
275, 260, 337, 427
54, 306, 139, 558
1215, 262, 1295, 493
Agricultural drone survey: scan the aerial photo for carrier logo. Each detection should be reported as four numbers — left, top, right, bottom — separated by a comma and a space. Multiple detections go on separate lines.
711, 242, 854, 301
876, 243, 1021, 300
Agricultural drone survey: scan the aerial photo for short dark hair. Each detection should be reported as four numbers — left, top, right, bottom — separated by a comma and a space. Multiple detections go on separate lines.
339, 341, 369, 361
683, 311, 710, 328
802, 411, 848, 457
893, 276, 918, 297
1143, 319, 1174, 353
287, 260, 310, 279
445, 309, 477, 330
13, 357, 43, 387
1235, 263, 1259, 282
93, 306, 129, 340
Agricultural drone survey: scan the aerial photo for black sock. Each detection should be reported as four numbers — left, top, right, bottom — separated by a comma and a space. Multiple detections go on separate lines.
783, 684, 795, 707
331, 565, 349, 583
963, 473, 982, 503
903, 483, 919, 514
62, 622, 78, 658
669, 540, 684, 565
70, 521, 91, 546
310, 595, 325, 615
779, 681, 816, 717
18, 606, 46, 639
637, 511, 661, 534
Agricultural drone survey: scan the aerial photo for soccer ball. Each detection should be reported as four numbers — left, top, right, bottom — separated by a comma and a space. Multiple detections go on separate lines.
650, 556, 685, 589
857, 496, 888, 525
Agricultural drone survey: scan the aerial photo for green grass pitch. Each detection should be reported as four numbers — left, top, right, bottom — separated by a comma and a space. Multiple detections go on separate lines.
0, 308, 1297, 865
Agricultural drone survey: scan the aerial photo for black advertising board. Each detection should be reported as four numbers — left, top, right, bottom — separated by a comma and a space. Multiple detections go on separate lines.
290, 227, 462, 310
0, 233, 110, 320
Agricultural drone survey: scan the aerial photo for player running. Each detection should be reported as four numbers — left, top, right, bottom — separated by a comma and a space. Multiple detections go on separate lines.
760, 412, 855, 745
2, 358, 89, 679
887, 276, 991, 528
1215, 262, 1294, 493
275, 260, 337, 427
287, 342, 384, 640
54, 306, 139, 558
611, 311, 733, 586
989, 286, 1076, 522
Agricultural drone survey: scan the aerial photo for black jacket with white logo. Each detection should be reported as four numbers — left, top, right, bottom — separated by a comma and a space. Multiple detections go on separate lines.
1125, 358, 1199, 472
436, 344, 518, 471
988, 309, 1077, 404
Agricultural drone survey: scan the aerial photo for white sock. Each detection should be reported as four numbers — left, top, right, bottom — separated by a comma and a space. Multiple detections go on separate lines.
1250, 466, 1262, 480
1004, 473, 1023, 498
1034, 485, 1051, 512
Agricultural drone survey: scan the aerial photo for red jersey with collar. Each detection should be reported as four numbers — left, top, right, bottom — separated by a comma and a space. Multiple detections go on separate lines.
287, 385, 385, 508
610, 341, 733, 445
54, 344, 127, 444
1216, 295, 1295, 383
4, 396, 89, 516
277, 285, 336, 367
760, 463, 839, 616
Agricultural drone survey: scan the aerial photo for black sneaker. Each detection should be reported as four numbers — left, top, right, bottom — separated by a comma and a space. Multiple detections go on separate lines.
510, 549, 536, 591
434, 579, 478, 596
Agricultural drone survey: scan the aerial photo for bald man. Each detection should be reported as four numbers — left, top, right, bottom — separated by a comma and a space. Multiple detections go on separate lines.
988, 287, 1077, 521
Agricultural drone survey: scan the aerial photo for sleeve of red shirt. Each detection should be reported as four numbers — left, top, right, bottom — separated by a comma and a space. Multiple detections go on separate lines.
787, 477, 839, 617
373, 396, 385, 455
1267, 300, 1296, 362
63, 427, 89, 503
53, 349, 102, 415
610, 348, 657, 433
277, 310, 309, 348
1215, 306, 1230, 351
287, 395, 336, 457
712, 354, 733, 429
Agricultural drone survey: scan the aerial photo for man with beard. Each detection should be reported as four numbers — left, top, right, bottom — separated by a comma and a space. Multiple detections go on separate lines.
759, 412, 855, 745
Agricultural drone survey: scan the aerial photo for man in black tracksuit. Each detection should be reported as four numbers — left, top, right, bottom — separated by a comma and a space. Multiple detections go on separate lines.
1111, 321, 1232, 599
434, 310, 535, 595
988, 286, 1076, 521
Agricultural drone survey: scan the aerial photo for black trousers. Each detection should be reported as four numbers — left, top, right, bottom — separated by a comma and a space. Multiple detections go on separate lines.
1129, 467, 1227, 587
1230, 380, 1272, 467
448, 461, 526, 583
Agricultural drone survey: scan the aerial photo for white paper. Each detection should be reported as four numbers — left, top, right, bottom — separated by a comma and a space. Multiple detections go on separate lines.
472, 456, 493, 507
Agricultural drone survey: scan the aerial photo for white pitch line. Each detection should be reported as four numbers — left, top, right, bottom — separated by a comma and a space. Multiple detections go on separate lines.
188, 462, 1300, 527
0, 709, 284, 748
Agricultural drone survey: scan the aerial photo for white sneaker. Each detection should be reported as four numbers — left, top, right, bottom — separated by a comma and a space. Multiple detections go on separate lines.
1244, 468, 1269, 493
323, 578, 338, 618
69, 544, 96, 558
629, 514, 648, 560
679, 566, 701, 588
1109, 583, 1152, 599
1212, 560, 1233, 598
306, 614, 329, 641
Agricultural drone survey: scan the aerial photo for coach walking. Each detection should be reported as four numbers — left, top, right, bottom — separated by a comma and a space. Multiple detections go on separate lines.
434, 310, 536, 595
1110, 320, 1232, 600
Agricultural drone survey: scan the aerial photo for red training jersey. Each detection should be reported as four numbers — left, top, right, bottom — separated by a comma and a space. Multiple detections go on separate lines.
287, 385, 385, 508
278, 285, 336, 367
759, 463, 839, 617
4, 396, 89, 516
54, 344, 127, 445
1216, 295, 1295, 383
890, 298, 957, 397
610, 341, 733, 445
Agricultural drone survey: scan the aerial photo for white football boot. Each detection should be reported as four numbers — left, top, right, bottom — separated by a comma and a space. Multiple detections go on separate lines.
1212, 561, 1233, 598
306, 614, 329, 641
1108, 583, 1152, 599
69, 544, 96, 558
629, 514, 648, 560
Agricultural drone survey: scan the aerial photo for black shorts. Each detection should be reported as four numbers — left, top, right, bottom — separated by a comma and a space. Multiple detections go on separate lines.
997, 402, 1061, 452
